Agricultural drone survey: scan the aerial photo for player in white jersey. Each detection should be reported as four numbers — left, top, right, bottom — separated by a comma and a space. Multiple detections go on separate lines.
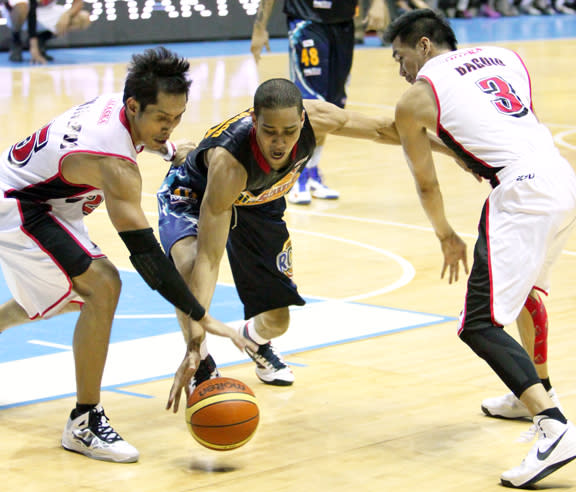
384, 10, 576, 489
0, 46, 255, 463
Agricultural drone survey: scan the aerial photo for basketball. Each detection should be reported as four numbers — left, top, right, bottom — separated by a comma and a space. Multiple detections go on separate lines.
185, 377, 259, 451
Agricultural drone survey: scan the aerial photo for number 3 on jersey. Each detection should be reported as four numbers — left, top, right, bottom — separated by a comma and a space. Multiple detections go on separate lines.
476, 76, 528, 118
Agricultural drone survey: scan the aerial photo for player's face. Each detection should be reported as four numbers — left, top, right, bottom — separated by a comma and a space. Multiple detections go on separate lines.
392, 38, 429, 84
127, 91, 187, 150
252, 106, 305, 169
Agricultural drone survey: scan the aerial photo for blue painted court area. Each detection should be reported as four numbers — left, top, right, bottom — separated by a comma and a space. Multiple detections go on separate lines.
0, 272, 247, 363
0, 271, 454, 407
1, 16, 576, 67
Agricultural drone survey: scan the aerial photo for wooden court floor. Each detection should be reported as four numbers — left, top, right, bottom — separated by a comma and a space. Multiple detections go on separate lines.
1, 38, 576, 491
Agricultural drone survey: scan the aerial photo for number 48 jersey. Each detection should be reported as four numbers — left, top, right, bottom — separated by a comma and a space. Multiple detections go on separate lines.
417, 46, 564, 186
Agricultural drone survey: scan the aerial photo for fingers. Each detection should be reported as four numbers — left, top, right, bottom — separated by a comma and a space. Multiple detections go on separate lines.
166, 386, 176, 411
172, 390, 182, 414
237, 334, 258, 352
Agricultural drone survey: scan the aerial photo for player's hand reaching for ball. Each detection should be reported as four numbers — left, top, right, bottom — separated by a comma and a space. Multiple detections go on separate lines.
439, 232, 468, 284
166, 315, 258, 413
198, 314, 258, 353
167, 347, 201, 413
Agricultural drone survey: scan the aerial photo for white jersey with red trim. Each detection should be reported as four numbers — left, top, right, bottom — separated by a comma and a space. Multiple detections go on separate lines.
416, 46, 565, 186
0, 93, 137, 198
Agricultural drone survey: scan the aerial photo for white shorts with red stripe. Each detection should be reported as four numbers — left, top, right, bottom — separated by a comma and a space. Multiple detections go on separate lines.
461, 159, 576, 331
0, 195, 104, 320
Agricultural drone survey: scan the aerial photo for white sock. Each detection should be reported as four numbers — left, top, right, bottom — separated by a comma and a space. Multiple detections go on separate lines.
244, 319, 269, 345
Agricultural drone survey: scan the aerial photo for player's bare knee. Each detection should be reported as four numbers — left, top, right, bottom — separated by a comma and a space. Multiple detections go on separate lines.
11, 3, 29, 24
258, 307, 290, 337
73, 259, 121, 302
70, 11, 91, 31
170, 237, 197, 279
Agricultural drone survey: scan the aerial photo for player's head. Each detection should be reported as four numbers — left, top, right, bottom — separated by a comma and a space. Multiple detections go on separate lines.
252, 79, 305, 168
123, 47, 191, 150
383, 9, 457, 84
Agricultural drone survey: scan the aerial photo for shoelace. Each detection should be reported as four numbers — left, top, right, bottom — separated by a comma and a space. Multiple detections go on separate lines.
254, 343, 286, 370
91, 410, 122, 443
517, 424, 538, 443
243, 325, 286, 370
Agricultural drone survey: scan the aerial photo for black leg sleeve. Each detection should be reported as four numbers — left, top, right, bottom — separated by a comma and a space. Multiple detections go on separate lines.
460, 326, 540, 398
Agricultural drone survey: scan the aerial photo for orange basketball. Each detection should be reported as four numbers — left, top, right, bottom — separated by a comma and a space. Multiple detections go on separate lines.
185, 377, 259, 451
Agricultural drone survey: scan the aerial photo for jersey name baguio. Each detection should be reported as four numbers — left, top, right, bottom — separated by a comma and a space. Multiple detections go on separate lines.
416, 46, 560, 186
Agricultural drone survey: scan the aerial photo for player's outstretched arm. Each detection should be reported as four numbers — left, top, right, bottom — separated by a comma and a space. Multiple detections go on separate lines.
166, 148, 254, 412
395, 84, 468, 283
304, 99, 400, 144
251, 0, 275, 63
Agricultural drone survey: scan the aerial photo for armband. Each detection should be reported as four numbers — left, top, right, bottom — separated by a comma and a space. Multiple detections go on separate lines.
118, 228, 206, 321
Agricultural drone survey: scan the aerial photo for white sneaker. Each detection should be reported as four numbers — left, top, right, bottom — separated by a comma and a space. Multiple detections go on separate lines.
307, 167, 339, 199
287, 167, 311, 205
241, 324, 294, 386
287, 185, 312, 205
482, 388, 561, 420
309, 178, 340, 199
500, 416, 576, 488
62, 404, 139, 463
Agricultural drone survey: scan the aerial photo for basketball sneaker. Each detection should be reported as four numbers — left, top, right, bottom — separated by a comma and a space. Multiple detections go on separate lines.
500, 416, 576, 488
9, 42, 23, 63
61, 404, 139, 463
241, 324, 294, 386
188, 354, 220, 394
482, 388, 561, 420
307, 167, 339, 200
287, 168, 311, 205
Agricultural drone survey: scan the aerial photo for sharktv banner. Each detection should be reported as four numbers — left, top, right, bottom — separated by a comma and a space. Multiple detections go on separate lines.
0, 0, 288, 48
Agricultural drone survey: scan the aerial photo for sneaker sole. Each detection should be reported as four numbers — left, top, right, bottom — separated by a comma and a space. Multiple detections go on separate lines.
481, 405, 531, 421
256, 374, 294, 386
500, 455, 576, 488
62, 442, 139, 463
287, 200, 311, 205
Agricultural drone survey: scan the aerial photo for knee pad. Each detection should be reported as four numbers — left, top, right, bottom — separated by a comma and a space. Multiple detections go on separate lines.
524, 294, 548, 364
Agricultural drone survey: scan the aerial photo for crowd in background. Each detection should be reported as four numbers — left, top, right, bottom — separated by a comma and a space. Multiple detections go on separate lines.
390, 0, 575, 20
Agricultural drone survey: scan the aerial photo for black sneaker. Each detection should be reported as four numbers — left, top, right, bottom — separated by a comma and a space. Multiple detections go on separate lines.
38, 31, 54, 61
188, 354, 220, 394
9, 42, 23, 62
61, 404, 139, 463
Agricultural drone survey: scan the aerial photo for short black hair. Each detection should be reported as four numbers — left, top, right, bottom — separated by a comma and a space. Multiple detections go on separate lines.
123, 46, 191, 111
383, 9, 457, 51
253, 78, 303, 117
